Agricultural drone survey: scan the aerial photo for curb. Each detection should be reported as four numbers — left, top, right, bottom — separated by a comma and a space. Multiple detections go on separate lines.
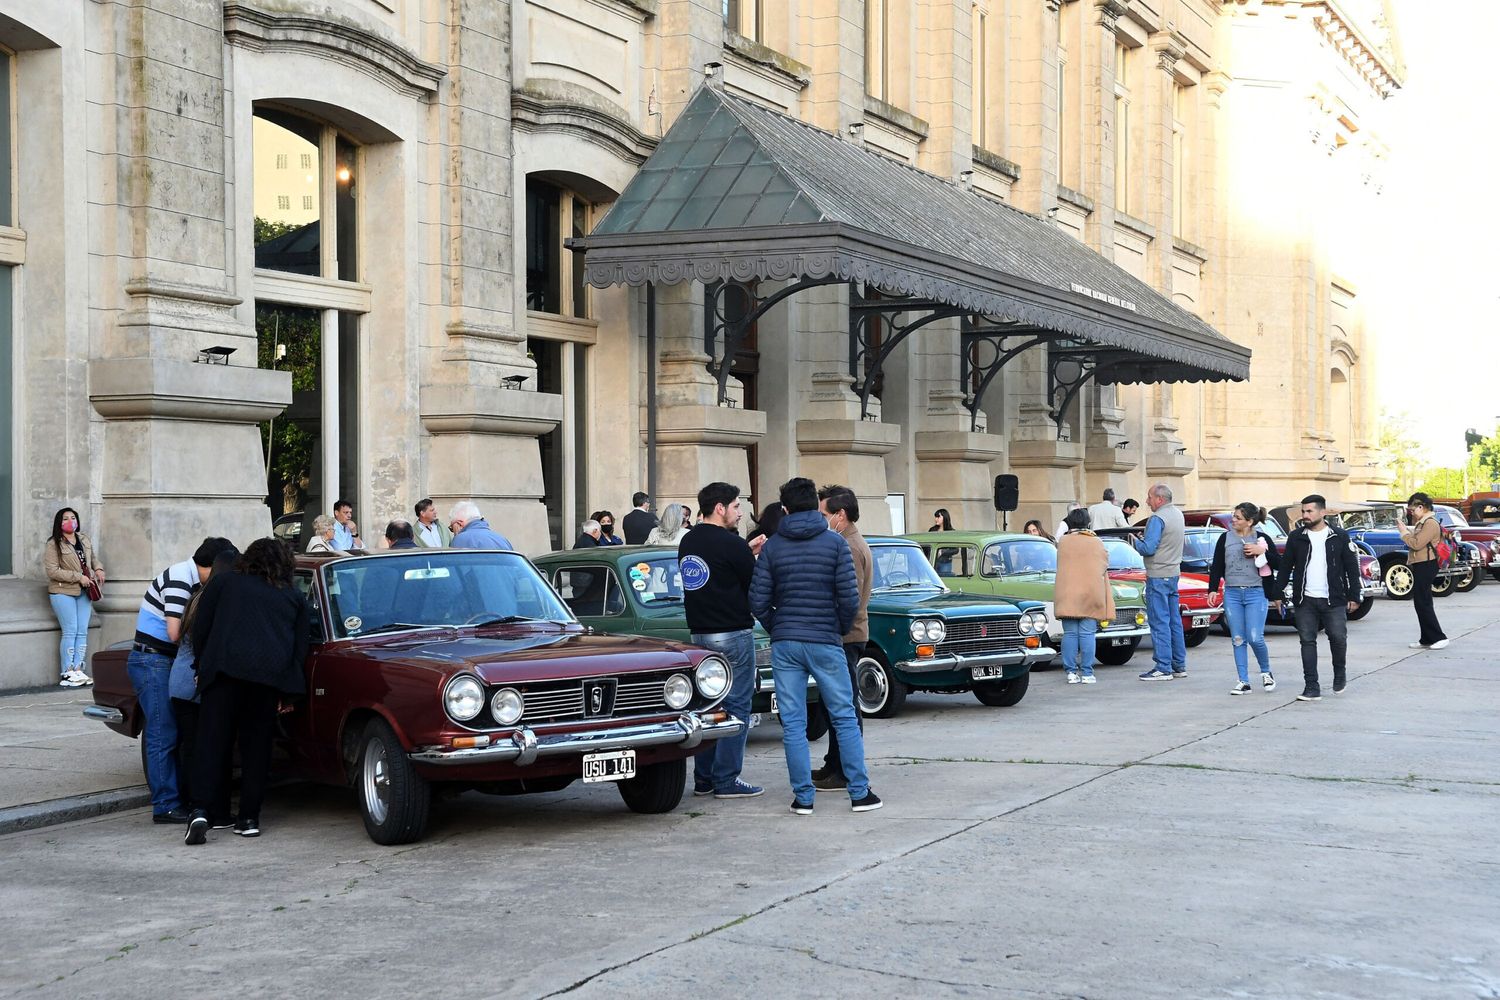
0, 785, 151, 837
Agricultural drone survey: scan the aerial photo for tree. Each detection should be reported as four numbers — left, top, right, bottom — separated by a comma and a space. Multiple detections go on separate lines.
1376, 410, 1421, 499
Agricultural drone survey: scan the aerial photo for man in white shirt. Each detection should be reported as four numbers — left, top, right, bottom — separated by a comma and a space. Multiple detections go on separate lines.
1087, 489, 1130, 530
1274, 494, 1362, 702
1055, 502, 1083, 539
413, 497, 452, 548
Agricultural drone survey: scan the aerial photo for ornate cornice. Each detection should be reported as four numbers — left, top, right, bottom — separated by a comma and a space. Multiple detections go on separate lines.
1095, 0, 1128, 31
223, 3, 445, 99
511, 84, 657, 167
1150, 30, 1187, 76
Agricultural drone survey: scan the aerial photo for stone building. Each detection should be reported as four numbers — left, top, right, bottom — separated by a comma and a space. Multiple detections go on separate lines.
0, 0, 1396, 689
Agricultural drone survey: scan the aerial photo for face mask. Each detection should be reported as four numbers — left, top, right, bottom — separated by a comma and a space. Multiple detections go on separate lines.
601, 524, 614, 535
62, 520, 77, 534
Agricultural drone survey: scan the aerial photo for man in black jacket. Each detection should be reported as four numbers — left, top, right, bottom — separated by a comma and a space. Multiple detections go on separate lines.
622, 493, 658, 545
1274, 494, 1363, 701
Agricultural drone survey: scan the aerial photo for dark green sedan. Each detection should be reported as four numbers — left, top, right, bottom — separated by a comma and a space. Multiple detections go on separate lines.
532, 545, 825, 738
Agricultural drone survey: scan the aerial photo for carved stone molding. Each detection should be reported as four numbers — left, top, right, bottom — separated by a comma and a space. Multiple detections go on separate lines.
1094, 0, 1128, 32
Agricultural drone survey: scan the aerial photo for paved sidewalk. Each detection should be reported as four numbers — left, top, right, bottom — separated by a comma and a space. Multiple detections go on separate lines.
0, 687, 146, 834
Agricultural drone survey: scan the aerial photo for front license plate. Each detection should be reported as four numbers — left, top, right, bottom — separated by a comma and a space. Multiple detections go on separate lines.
581, 749, 636, 783
1111, 637, 1130, 647
970, 665, 1007, 680
1191, 615, 1209, 628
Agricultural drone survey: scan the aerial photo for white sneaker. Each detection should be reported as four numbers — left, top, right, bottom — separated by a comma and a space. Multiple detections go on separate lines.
1430, 639, 1450, 650
73, 671, 93, 687
1080, 675, 1097, 685
1066, 672, 1080, 684
59, 672, 84, 688
1408, 642, 1427, 650
1262, 673, 1276, 691
1230, 682, 1252, 695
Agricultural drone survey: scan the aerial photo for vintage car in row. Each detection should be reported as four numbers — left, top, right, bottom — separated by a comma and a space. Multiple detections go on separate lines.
1431, 504, 1497, 589
1091, 529, 1224, 646
1180, 510, 1385, 620
84, 549, 742, 845
1269, 501, 1473, 600
904, 531, 1150, 666
533, 545, 827, 739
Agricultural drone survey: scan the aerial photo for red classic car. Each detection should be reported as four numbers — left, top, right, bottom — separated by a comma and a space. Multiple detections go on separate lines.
1094, 530, 1223, 646
1432, 504, 1497, 590
84, 549, 741, 844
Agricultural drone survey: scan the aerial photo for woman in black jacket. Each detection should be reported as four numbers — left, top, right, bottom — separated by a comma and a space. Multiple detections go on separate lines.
183, 538, 309, 845
1207, 503, 1282, 696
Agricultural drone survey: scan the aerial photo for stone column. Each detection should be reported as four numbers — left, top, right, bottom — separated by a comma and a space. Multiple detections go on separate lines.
421, 1, 560, 555
89, 0, 290, 639
1084, 0, 1125, 252
1004, 0, 1061, 214
798, 0, 866, 135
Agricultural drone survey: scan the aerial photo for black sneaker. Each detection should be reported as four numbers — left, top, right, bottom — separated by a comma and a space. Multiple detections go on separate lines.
692, 781, 714, 797
789, 799, 814, 815
183, 811, 209, 846
813, 770, 848, 790
1332, 676, 1347, 694
153, 808, 190, 825
234, 817, 260, 838
209, 816, 235, 830
851, 792, 883, 813
1296, 689, 1321, 702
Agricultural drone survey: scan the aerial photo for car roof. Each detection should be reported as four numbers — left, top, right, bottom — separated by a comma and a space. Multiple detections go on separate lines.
1270, 500, 1385, 516
900, 531, 1035, 543
292, 548, 531, 569
533, 545, 681, 564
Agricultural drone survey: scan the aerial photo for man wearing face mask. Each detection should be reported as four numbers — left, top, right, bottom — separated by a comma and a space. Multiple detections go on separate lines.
812, 485, 872, 790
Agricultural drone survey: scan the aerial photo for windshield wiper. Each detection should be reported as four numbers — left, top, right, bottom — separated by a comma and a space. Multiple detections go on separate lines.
467, 614, 565, 627
646, 595, 684, 603
355, 623, 451, 637
877, 582, 941, 590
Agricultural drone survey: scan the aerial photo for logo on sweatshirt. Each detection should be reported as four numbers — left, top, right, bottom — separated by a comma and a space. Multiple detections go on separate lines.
679, 555, 710, 591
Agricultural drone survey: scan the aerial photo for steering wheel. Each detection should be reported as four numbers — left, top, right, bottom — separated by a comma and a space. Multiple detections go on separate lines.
885, 570, 911, 587
463, 611, 506, 626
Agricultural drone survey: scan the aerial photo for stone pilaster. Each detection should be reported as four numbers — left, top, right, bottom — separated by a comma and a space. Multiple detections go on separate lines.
89, 0, 291, 637
798, 0, 870, 135
1143, 30, 1186, 291
1004, 0, 1061, 214
422, 0, 557, 554
914, 389, 1007, 532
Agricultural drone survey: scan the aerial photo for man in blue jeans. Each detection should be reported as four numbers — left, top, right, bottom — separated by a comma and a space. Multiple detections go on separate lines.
1131, 483, 1188, 680
679, 481, 763, 799
750, 477, 882, 814
127, 537, 235, 823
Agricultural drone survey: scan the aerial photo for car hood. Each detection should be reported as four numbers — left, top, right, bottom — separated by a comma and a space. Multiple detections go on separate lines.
1109, 570, 1208, 593
356, 628, 700, 682
868, 588, 1030, 616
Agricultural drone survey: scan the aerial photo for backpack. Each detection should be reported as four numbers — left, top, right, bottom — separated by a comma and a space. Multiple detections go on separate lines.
1428, 522, 1451, 566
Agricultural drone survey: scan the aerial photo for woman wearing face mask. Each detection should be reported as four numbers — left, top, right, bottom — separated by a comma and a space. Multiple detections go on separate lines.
43, 507, 106, 687
590, 510, 623, 545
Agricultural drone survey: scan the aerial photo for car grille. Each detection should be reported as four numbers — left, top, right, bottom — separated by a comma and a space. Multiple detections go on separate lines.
936, 617, 1023, 656
511, 672, 676, 725
1101, 610, 1144, 632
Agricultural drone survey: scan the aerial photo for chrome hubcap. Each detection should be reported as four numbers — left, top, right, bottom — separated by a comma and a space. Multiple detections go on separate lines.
856, 659, 887, 713
362, 737, 390, 825
1386, 564, 1414, 596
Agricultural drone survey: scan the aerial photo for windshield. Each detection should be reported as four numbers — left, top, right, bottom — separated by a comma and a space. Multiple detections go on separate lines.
989, 540, 1057, 575
1100, 536, 1145, 572
1182, 530, 1220, 563
871, 544, 946, 591
1257, 519, 1286, 540
633, 557, 685, 604
1433, 507, 1463, 528
323, 551, 573, 639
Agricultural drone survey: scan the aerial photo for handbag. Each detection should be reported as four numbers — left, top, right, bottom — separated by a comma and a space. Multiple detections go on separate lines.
84, 578, 103, 602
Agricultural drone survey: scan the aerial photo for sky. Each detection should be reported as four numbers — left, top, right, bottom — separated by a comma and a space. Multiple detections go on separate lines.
1369, 1, 1500, 466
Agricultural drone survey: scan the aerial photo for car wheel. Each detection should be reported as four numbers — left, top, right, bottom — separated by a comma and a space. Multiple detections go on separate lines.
804, 702, 830, 742
856, 652, 906, 719
617, 758, 686, 814
1431, 570, 1456, 598
1383, 560, 1415, 600
1095, 637, 1141, 666
1348, 596, 1374, 621
972, 671, 1029, 707
357, 717, 430, 846
1454, 567, 1481, 593
1184, 625, 1209, 648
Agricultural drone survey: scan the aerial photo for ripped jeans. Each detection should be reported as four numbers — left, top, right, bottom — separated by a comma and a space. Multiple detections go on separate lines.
1223, 585, 1271, 683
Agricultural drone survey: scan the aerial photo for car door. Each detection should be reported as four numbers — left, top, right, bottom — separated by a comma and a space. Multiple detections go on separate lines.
931, 544, 976, 587
280, 568, 334, 779
550, 565, 627, 633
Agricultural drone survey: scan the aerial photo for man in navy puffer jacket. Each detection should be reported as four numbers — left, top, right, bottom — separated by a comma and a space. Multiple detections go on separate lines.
750, 478, 882, 815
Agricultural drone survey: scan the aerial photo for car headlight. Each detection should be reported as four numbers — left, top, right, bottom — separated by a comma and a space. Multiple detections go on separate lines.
664, 673, 694, 710
908, 619, 944, 643
443, 675, 485, 722
1025, 610, 1048, 634
1453, 531, 1463, 543
695, 656, 730, 699
1135, 611, 1147, 626
1017, 613, 1034, 636
490, 687, 523, 726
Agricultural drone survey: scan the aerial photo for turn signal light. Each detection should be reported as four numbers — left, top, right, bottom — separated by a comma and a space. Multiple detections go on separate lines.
451, 735, 491, 749
916, 644, 936, 658
1025, 636, 1041, 649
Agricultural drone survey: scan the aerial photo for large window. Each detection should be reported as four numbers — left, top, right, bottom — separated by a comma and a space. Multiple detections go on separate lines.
1114, 41, 1133, 214
252, 108, 365, 536
1056, 4, 1074, 189
1172, 83, 1194, 239
526, 178, 591, 319
866, 0, 890, 102
724, 0, 763, 42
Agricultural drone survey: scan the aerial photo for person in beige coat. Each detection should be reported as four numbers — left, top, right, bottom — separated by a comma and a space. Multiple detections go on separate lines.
1053, 508, 1115, 684
1398, 491, 1448, 650
43, 506, 106, 687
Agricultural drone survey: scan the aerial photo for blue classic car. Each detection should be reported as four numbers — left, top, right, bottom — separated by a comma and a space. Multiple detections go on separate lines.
1271, 501, 1468, 600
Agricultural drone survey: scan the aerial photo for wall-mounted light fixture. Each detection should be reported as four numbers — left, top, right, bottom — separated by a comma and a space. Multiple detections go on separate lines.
196, 346, 235, 365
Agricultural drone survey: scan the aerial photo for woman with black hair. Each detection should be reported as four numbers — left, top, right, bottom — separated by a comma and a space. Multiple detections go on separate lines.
931, 508, 955, 531
183, 537, 309, 845
42, 507, 106, 687
1398, 492, 1449, 651
1208, 502, 1281, 695
746, 502, 785, 545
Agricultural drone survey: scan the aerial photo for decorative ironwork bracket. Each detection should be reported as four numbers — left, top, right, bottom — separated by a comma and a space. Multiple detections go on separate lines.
1047, 348, 1120, 440
959, 321, 1059, 432
703, 277, 843, 405
850, 285, 966, 420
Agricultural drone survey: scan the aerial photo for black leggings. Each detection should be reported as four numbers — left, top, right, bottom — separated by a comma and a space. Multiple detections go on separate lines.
193, 675, 279, 823
1410, 561, 1446, 646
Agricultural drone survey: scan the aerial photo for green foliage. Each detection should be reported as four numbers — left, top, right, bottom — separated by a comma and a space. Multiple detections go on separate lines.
1377, 411, 1421, 499
256, 303, 321, 512
254, 216, 301, 247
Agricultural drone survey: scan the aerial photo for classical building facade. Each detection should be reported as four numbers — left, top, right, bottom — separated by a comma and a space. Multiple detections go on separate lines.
0, 0, 1397, 689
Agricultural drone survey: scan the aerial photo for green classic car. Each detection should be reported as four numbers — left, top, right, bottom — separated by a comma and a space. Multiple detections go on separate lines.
851, 537, 1055, 717
903, 531, 1150, 666
532, 546, 827, 739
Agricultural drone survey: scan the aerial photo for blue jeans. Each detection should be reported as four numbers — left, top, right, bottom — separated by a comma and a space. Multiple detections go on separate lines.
126, 649, 180, 814
1223, 586, 1271, 683
1145, 577, 1187, 673
771, 639, 868, 803
1061, 618, 1098, 677
691, 629, 757, 792
48, 593, 92, 674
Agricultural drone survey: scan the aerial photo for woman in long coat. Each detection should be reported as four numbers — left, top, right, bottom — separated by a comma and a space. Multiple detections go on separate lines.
1053, 508, 1115, 684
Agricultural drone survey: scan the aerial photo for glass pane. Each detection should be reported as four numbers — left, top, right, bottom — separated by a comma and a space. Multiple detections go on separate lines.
0, 267, 11, 574
338, 312, 360, 516
0, 52, 10, 227
335, 137, 358, 282
253, 111, 322, 275
256, 304, 322, 538
571, 198, 588, 319
525, 180, 561, 313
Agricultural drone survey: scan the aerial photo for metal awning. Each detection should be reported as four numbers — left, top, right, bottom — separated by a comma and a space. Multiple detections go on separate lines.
573, 86, 1250, 387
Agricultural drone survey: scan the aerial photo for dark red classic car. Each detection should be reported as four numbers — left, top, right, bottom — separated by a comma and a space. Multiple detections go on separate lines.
84, 549, 741, 844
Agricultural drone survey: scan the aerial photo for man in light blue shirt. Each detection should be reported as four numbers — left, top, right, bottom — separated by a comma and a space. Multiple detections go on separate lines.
331, 498, 364, 551
448, 500, 514, 550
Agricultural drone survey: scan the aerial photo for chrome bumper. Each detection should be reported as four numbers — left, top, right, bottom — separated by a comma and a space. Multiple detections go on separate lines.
407, 713, 742, 766
1096, 625, 1150, 642
1361, 583, 1387, 599
83, 706, 124, 725
896, 645, 1052, 674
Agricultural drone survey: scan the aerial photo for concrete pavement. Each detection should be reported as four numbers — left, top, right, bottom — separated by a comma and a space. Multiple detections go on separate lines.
0, 588, 1496, 999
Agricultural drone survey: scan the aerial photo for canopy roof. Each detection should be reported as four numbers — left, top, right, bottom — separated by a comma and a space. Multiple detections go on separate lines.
576, 87, 1250, 385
